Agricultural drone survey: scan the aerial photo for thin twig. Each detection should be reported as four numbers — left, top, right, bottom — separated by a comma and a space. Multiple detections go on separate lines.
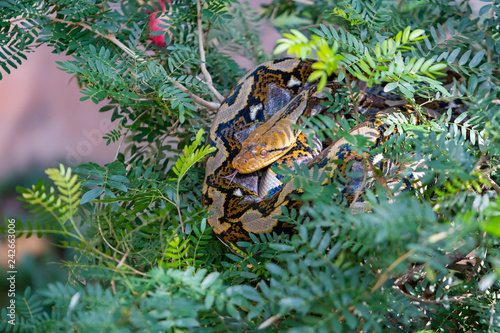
50, 17, 220, 110
478, 157, 500, 194
116, 249, 131, 269
372, 250, 415, 291
113, 120, 131, 161
124, 118, 180, 164
484, 162, 500, 176
487, 6, 494, 64
176, 203, 184, 233
343, 68, 393, 199
9, 16, 29, 24
92, 247, 147, 276
50, 18, 142, 60
489, 299, 496, 329
196, 0, 224, 102
394, 287, 474, 304
486, 174, 500, 195
258, 314, 282, 330
473, 153, 488, 173
97, 214, 126, 255
173, 81, 220, 110
341, 68, 360, 124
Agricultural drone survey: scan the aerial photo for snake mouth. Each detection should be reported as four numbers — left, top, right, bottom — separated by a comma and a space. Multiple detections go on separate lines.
232, 157, 258, 174
232, 152, 275, 174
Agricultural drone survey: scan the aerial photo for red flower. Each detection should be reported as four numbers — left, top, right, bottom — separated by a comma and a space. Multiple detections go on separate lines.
148, 1, 173, 47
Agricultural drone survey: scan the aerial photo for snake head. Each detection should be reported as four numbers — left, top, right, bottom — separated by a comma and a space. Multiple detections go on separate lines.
232, 122, 296, 174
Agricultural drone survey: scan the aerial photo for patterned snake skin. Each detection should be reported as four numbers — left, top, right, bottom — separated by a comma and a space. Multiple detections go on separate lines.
202, 58, 450, 249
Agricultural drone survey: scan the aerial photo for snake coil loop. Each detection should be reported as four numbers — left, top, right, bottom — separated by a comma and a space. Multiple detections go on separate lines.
202, 58, 427, 249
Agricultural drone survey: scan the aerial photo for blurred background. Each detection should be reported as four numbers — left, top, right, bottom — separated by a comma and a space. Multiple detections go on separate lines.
0, 30, 121, 306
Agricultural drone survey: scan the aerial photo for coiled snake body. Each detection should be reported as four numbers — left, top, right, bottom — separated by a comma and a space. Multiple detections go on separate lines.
202, 58, 422, 249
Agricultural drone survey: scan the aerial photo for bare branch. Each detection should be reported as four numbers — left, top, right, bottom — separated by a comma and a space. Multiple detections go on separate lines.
116, 249, 131, 270
486, 174, 500, 195
259, 314, 282, 330
196, 0, 224, 102
484, 162, 500, 176
97, 214, 125, 255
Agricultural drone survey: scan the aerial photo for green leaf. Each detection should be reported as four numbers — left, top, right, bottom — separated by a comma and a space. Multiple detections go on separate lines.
481, 215, 500, 236
107, 180, 128, 192
274, 43, 290, 55
447, 48, 460, 63
468, 50, 486, 67
384, 82, 398, 92
446, 18, 455, 36
174, 318, 199, 328
268, 243, 294, 251
402, 26, 411, 43
458, 50, 471, 66
454, 112, 468, 124
201, 272, 220, 289
409, 29, 425, 40
80, 188, 104, 204
412, 58, 426, 73
420, 58, 435, 73
428, 63, 447, 73
479, 4, 492, 16
265, 263, 286, 277
108, 175, 130, 183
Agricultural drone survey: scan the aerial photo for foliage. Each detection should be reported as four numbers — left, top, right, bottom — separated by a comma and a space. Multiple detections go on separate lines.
1, 0, 500, 332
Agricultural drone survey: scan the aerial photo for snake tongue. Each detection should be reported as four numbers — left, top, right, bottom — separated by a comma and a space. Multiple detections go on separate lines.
222, 170, 239, 185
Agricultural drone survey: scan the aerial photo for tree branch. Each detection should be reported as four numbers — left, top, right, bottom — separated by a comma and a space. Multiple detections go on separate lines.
196, 0, 224, 102
486, 174, 500, 195
49, 17, 220, 111
50, 18, 142, 60
172, 81, 220, 110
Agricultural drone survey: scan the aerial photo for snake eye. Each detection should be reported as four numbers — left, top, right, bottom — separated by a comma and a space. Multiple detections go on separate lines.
260, 149, 268, 157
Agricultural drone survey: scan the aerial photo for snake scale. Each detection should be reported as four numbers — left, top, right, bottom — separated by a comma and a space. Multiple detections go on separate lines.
202, 58, 435, 249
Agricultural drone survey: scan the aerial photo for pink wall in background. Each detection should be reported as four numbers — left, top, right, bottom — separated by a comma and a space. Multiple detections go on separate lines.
0, 45, 119, 177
